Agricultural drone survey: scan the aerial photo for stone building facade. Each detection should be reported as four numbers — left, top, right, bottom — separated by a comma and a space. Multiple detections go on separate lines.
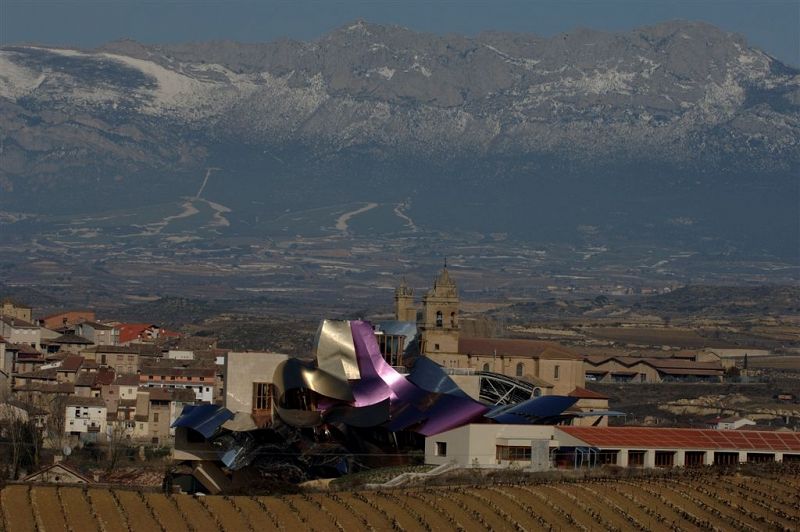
394, 266, 585, 394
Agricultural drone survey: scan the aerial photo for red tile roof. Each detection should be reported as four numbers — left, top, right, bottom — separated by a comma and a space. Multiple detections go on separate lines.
117, 323, 180, 344
568, 386, 609, 400
459, 338, 581, 360
59, 356, 84, 372
113, 374, 140, 386
95, 368, 116, 386
559, 426, 800, 452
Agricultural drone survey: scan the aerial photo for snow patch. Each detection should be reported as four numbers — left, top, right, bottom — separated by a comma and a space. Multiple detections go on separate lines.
569, 68, 636, 95
409, 61, 432, 77
0, 51, 47, 99
365, 66, 395, 80
481, 43, 540, 70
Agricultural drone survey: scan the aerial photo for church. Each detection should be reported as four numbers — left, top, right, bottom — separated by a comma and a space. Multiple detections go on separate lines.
390, 265, 586, 397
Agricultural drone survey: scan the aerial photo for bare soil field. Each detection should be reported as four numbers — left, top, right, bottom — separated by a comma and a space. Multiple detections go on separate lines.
2, 467, 798, 531
585, 326, 727, 348
750, 355, 800, 370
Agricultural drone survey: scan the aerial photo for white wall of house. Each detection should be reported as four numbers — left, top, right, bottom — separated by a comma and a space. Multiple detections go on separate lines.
143, 381, 214, 403
0, 323, 41, 348
425, 424, 575, 468
167, 350, 195, 360
716, 418, 756, 430
65, 405, 107, 435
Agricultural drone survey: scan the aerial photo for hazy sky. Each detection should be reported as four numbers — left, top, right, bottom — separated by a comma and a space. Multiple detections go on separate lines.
2, 0, 798, 66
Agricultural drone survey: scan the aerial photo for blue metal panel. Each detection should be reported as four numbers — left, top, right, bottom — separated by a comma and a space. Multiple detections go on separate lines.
486, 395, 578, 424
172, 404, 234, 439
407, 356, 470, 399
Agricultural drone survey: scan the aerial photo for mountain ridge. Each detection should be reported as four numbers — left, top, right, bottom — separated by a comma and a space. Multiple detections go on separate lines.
0, 20, 798, 257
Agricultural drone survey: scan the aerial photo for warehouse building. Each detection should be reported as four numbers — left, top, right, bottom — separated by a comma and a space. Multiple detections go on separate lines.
425, 425, 800, 470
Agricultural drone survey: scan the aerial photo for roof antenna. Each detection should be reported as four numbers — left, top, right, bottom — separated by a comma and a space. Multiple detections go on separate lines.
443, 257, 447, 268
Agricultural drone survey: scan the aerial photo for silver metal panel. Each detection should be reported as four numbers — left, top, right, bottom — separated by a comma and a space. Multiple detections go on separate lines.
314, 319, 361, 380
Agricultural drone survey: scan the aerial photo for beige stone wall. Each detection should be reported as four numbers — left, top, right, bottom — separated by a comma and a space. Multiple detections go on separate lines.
537, 358, 584, 395
571, 397, 610, 427
149, 403, 172, 443
426, 353, 469, 369
223, 352, 288, 414
1, 302, 32, 322
421, 330, 459, 356
449, 375, 481, 400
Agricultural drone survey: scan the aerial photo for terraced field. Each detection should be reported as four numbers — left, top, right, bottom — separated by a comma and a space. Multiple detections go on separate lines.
1, 471, 797, 531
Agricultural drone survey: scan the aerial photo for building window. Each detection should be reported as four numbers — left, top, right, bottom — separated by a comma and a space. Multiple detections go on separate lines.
435, 311, 443, 327
746, 453, 774, 463
654, 451, 675, 468
516, 362, 524, 377
253, 383, 272, 412
153, 413, 159, 423
483, 363, 490, 371
435, 442, 447, 456
496, 445, 532, 462
714, 452, 739, 466
597, 450, 619, 465
628, 450, 646, 467
170, 376, 175, 381
377, 334, 406, 366
434, 344, 440, 351
554, 365, 560, 380
684, 451, 705, 467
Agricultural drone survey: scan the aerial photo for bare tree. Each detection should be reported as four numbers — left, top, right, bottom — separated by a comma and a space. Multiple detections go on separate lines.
0, 401, 42, 479
106, 422, 133, 472
45, 394, 69, 450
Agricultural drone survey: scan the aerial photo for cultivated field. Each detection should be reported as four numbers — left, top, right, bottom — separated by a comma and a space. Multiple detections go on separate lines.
1, 469, 798, 531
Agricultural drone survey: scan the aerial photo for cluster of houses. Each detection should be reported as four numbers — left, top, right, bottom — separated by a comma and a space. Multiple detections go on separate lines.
1, 300, 214, 447
0, 266, 738, 455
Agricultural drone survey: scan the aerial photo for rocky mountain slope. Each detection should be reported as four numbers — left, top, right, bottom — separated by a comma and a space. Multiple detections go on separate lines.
1, 20, 798, 254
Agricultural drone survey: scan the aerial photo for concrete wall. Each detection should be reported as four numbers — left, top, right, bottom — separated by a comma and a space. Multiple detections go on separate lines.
425, 424, 561, 468
537, 358, 584, 395
449, 374, 481, 400
223, 352, 288, 414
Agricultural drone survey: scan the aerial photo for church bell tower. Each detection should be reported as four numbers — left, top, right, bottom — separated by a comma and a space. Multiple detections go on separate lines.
419, 261, 460, 355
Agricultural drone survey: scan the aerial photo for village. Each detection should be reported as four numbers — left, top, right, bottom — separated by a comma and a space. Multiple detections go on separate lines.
0, 265, 797, 491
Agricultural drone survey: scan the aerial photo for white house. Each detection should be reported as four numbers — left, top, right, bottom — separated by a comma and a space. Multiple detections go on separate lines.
64, 397, 107, 442
714, 416, 757, 430
74, 321, 119, 346
0, 316, 42, 349
167, 350, 195, 361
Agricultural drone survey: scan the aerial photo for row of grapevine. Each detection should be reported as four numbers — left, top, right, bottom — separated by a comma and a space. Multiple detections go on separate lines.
1, 469, 798, 531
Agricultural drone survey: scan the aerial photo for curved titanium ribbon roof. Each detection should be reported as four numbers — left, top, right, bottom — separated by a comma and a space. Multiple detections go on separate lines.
273, 320, 575, 436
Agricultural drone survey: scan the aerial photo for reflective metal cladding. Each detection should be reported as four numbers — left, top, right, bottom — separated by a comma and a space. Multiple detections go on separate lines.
272, 319, 577, 436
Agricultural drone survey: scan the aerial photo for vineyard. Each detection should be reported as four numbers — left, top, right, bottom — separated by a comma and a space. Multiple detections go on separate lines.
1, 469, 798, 531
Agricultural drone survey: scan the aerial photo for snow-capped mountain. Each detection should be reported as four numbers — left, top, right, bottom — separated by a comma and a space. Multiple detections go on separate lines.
0, 20, 797, 254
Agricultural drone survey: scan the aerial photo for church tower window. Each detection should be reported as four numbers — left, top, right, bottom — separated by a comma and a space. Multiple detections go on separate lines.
436, 311, 443, 327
